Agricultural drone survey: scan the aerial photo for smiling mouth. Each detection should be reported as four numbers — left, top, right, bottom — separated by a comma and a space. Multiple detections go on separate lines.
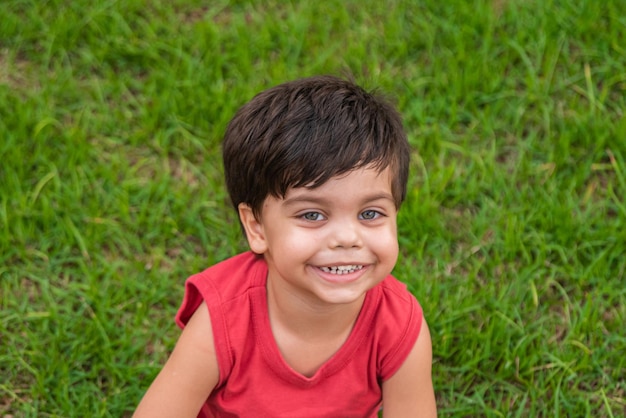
319, 265, 364, 275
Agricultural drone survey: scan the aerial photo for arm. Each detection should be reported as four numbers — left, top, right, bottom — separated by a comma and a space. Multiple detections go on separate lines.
381, 317, 437, 418
133, 302, 219, 418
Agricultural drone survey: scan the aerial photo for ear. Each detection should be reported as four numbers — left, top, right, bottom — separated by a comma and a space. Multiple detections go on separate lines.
238, 203, 268, 254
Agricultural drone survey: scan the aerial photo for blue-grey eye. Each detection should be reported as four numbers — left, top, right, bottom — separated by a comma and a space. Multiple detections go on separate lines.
360, 210, 379, 220
303, 212, 323, 221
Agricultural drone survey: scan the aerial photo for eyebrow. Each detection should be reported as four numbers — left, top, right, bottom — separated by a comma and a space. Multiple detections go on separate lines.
282, 192, 395, 207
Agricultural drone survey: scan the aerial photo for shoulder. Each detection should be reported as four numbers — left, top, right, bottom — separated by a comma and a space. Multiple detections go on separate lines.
192, 251, 266, 288
372, 278, 436, 416
176, 252, 266, 328
374, 276, 423, 336
381, 316, 436, 417
370, 276, 424, 380
378, 275, 421, 304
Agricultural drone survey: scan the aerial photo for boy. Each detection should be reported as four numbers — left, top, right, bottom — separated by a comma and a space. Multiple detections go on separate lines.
134, 76, 436, 417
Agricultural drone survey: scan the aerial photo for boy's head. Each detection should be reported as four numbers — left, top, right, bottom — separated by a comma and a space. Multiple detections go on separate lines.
222, 75, 410, 219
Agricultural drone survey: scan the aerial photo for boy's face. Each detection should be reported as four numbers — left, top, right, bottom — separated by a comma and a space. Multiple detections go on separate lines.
239, 166, 399, 308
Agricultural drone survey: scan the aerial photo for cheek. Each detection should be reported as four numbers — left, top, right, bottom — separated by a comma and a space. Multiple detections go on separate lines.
366, 227, 398, 257
268, 225, 321, 253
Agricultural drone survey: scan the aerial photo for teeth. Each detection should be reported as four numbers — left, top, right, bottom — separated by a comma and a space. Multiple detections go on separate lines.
319, 265, 364, 275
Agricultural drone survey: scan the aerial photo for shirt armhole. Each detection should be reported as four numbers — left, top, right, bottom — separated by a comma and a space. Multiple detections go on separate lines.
175, 279, 203, 329
175, 274, 233, 388
379, 297, 423, 382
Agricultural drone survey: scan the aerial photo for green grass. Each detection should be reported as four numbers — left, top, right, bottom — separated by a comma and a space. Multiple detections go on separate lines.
1, 0, 625, 416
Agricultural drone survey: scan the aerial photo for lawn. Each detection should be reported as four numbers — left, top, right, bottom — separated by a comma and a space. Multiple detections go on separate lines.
1, 0, 625, 416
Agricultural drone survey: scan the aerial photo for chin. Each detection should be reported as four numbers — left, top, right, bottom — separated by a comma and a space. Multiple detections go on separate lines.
315, 288, 369, 306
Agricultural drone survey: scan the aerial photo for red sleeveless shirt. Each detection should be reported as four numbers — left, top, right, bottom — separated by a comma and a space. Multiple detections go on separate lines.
176, 252, 423, 417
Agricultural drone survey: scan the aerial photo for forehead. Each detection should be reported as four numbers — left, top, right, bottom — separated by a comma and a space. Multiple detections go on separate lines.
282, 167, 394, 203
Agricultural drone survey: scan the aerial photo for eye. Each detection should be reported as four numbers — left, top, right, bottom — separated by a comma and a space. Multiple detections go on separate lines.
301, 212, 326, 221
359, 210, 381, 220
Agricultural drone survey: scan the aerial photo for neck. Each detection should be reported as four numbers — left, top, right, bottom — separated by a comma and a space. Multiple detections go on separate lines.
264, 274, 368, 377
265, 277, 365, 339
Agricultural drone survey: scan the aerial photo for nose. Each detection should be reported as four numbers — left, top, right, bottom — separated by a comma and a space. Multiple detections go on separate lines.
328, 219, 363, 249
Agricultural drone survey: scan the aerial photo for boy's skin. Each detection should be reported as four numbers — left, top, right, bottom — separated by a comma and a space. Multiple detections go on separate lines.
135, 165, 436, 417
134, 76, 436, 417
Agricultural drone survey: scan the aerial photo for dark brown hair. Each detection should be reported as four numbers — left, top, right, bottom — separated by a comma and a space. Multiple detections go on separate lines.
222, 75, 410, 218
